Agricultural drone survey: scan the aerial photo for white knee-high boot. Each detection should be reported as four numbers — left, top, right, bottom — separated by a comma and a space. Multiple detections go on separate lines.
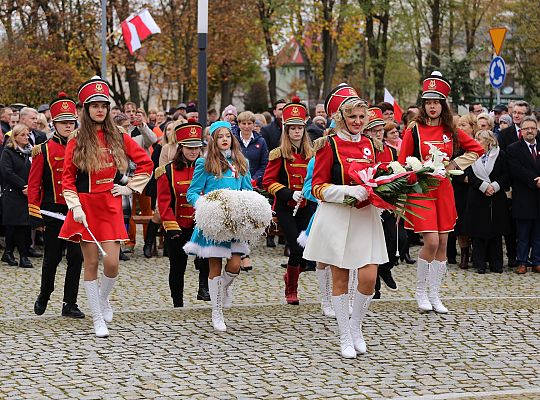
84, 280, 109, 338
331, 294, 356, 359
316, 266, 335, 317
347, 269, 358, 315
350, 290, 373, 354
208, 276, 226, 332
428, 260, 449, 313
415, 258, 433, 312
99, 274, 116, 323
221, 270, 238, 309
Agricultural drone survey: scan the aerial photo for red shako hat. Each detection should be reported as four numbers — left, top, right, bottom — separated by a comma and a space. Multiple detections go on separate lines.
282, 97, 308, 126
422, 71, 451, 100
175, 118, 203, 147
49, 92, 77, 122
78, 76, 111, 105
365, 107, 385, 130
324, 83, 361, 118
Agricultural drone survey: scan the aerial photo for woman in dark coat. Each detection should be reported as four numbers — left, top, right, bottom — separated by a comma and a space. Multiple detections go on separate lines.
463, 130, 511, 273
0, 124, 33, 268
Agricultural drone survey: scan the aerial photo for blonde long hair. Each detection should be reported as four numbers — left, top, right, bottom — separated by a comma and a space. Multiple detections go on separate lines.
204, 127, 248, 176
280, 125, 314, 161
72, 106, 128, 173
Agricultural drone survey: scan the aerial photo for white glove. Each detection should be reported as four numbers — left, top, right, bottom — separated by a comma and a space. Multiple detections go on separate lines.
345, 185, 368, 201
292, 191, 303, 202
111, 184, 133, 197
72, 205, 88, 227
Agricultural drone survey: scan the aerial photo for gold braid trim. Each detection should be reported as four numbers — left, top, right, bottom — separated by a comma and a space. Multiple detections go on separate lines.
268, 148, 282, 161
154, 163, 169, 179
31, 144, 43, 157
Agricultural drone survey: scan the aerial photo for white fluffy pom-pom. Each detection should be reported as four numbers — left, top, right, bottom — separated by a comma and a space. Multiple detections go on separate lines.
194, 189, 273, 243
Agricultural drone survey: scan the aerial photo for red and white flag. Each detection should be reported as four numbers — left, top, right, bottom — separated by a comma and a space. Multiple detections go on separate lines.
384, 88, 403, 124
121, 9, 161, 55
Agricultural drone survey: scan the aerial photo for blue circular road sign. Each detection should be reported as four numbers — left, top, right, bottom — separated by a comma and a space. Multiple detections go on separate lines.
489, 56, 506, 89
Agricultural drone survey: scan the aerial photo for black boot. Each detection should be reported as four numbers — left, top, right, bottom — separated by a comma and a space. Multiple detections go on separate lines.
172, 298, 183, 307
1, 251, 18, 266
19, 256, 33, 268
400, 251, 415, 265
459, 247, 470, 270
119, 250, 130, 261
266, 236, 276, 248
62, 303, 85, 318
34, 293, 49, 315
143, 221, 160, 259
196, 262, 210, 301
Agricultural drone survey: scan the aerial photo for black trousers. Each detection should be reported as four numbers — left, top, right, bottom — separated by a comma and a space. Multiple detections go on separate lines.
166, 228, 209, 303
40, 218, 83, 304
275, 205, 312, 267
380, 211, 407, 270
472, 236, 503, 271
5, 225, 31, 257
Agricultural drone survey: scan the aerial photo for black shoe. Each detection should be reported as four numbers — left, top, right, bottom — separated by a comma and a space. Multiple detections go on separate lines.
373, 291, 381, 299
379, 269, 398, 291
240, 265, 253, 272
1, 251, 18, 266
477, 268, 486, 274
28, 247, 43, 258
62, 303, 85, 318
400, 252, 415, 265
19, 257, 33, 268
119, 250, 130, 261
301, 263, 316, 272
266, 236, 276, 248
281, 263, 287, 268
197, 287, 210, 301
143, 243, 153, 258
490, 266, 503, 273
34, 293, 49, 315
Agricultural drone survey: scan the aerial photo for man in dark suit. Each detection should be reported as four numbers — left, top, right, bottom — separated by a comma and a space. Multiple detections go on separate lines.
261, 99, 286, 151
499, 100, 531, 151
19, 107, 47, 146
507, 115, 540, 274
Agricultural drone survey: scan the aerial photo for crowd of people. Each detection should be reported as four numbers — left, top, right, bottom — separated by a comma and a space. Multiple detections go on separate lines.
1, 71, 539, 358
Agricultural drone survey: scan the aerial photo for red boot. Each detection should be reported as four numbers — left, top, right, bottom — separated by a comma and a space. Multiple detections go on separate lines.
284, 265, 300, 305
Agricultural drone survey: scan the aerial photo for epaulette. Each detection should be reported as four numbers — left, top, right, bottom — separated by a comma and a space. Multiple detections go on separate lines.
154, 163, 170, 179
268, 148, 282, 161
68, 129, 78, 141
407, 120, 417, 131
313, 136, 328, 152
31, 143, 43, 157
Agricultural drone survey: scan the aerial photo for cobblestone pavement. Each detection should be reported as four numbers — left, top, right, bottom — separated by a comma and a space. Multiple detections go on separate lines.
1, 236, 539, 399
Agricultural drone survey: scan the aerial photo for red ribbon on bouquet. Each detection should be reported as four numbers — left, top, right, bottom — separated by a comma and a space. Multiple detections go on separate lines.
348, 162, 398, 210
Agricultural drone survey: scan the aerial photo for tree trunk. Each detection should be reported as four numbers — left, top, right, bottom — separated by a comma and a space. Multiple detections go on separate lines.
257, 0, 276, 107
322, 0, 348, 98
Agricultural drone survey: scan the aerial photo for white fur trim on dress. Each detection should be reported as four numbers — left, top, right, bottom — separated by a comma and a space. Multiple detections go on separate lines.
297, 231, 308, 248
183, 242, 231, 259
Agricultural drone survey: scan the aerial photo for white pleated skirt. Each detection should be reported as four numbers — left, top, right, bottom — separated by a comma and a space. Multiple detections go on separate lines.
303, 202, 388, 269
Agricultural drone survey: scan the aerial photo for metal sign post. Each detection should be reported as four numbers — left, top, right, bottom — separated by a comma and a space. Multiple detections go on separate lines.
197, 0, 208, 127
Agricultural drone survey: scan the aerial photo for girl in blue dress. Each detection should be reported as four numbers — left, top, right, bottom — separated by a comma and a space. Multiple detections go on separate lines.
183, 121, 253, 332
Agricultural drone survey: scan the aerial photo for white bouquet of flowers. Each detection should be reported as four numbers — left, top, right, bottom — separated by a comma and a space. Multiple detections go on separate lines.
194, 189, 273, 243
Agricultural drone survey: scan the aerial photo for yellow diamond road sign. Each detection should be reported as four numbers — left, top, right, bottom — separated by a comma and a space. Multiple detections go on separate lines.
489, 27, 507, 56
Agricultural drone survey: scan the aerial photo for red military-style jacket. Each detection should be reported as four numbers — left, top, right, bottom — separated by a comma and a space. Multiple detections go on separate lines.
262, 147, 310, 209
376, 143, 398, 164
156, 161, 196, 232
62, 129, 153, 205
28, 133, 70, 221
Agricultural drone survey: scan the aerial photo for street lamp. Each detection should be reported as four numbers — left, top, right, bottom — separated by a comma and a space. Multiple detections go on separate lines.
198, 0, 208, 127
101, 0, 107, 79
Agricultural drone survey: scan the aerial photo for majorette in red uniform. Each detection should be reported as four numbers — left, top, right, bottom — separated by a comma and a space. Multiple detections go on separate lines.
398, 72, 484, 314
262, 97, 314, 305
59, 76, 153, 338
156, 120, 210, 308
28, 93, 85, 319
363, 106, 402, 298
303, 84, 388, 359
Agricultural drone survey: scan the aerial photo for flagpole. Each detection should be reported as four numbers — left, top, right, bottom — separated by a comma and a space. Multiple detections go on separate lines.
197, 0, 208, 128
101, 0, 107, 79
